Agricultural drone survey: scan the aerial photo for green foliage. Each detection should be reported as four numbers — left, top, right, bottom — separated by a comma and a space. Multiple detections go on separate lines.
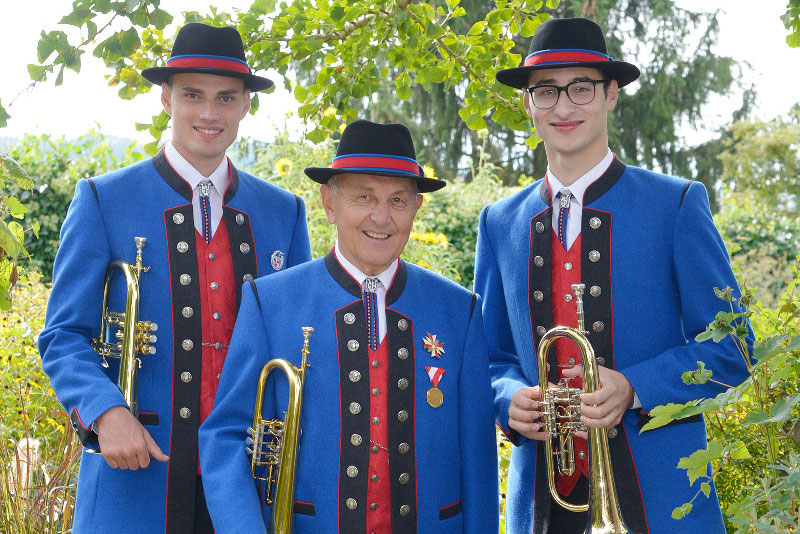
5, 130, 145, 280
784, 0, 800, 47
642, 261, 800, 532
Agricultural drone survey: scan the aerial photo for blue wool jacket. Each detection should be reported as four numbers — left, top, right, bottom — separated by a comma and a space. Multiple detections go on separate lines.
199, 252, 499, 533
474, 159, 753, 534
39, 151, 311, 534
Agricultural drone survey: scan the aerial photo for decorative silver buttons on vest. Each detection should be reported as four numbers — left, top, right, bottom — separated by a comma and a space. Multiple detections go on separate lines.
177, 241, 189, 253
349, 370, 361, 383
399, 473, 410, 484
593, 321, 605, 332
608, 427, 618, 439
179, 407, 191, 419
589, 217, 601, 229
240, 243, 251, 254
537, 326, 546, 336
397, 348, 409, 360
210, 281, 219, 290
347, 466, 358, 478
535, 221, 545, 233
578, 450, 586, 459
397, 378, 409, 390
235, 213, 245, 225
351, 434, 362, 446
398, 442, 409, 454
346, 498, 357, 510
371, 360, 380, 368
370, 503, 378, 511
397, 410, 408, 422
349, 402, 361, 415
397, 319, 408, 331
344, 313, 356, 325
371, 388, 380, 396
590, 285, 601, 297
347, 340, 359, 352
243, 274, 253, 282
597, 357, 605, 366
565, 294, 573, 302
213, 312, 221, 320
180, 372, 192, 383
172, 213, 185, 224
534, 255, 544, 267
182, 306, 193, 318
533, 291, 543, 302
179, 274, 191, 286
400, 505, 411, 516
182, 339, 193, 351
208, 253, 216, 260
371, 475, 379, 482
589, 250, 600, 262
372, 417, 380, 425
214, 342, 223, 350
567, 357, 576, 366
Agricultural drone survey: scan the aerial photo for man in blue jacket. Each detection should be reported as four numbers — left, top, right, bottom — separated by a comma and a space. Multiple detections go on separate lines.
475, 17, 753, 534
199, 119, 498, 533
39, 23, 311, 534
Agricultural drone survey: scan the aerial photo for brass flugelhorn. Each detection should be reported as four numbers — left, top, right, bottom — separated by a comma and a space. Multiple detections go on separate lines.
91, 237, 157, 419
537, 283, 630, 534
247, 326, 313, 534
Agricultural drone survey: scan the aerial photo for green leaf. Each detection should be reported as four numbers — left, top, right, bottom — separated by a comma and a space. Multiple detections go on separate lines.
700, 482, 711, 497
753, 333, 792, 363
468, 21, 486, 35
728, 440, 751, 460
681, 361, 713, 385
306, 127, 328, 144
0, 221, 23, 259
294, 85, 309, 102
0, 154, 34, 189
396, 84, 413, 101
3, 197, 28, 219
671, 502, 692, 520
148, 8, 173, 30
677, 440, 722, 485
0, 100, 9, 128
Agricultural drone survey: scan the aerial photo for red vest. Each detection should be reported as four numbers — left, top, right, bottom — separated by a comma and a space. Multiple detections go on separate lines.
551, 233, 589, 496
366, 338, 391, 533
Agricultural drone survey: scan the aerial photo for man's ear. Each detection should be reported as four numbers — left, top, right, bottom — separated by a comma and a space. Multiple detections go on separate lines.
320, 184, 336, 224
241, 89, 251, 119
161, 82, 172, 116
605, 79, 619, 111
522, 89, 534, 118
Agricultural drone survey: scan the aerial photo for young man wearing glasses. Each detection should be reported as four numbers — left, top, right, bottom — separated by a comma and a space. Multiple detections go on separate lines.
474, 17, 752, 534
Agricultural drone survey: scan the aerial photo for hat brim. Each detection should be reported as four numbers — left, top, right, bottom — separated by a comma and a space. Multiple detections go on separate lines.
496, 61, 640, 89
304, 167, 446, 193
141, 66, 274, 92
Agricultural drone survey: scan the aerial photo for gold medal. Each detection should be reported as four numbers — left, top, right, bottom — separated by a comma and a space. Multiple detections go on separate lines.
426, 386, 443, 408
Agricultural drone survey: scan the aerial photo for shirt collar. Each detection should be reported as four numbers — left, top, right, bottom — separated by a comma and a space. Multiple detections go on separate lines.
547, 149, 614, 207
164, 141, 230, 195
334, 241, 398, 292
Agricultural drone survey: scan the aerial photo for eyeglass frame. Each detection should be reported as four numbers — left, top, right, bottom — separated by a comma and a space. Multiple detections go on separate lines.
525, 78, 610, 109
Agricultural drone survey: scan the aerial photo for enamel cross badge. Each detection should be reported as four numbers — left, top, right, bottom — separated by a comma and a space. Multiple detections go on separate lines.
422, 332, 444, 358
425, 366, 445, 408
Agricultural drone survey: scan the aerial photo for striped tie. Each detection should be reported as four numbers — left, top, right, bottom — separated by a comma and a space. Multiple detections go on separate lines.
363, 277, 380, 351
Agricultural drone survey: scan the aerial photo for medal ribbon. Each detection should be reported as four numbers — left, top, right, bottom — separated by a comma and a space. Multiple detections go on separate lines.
425, 366, 445, 387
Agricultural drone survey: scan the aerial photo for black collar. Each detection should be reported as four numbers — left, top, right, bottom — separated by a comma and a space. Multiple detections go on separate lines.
152, 148, 240, 203
324, 249, 408, 305
538, 156, 626, 205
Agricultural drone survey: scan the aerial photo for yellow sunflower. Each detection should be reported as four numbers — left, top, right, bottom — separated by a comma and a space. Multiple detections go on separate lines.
275, 158, 293, 175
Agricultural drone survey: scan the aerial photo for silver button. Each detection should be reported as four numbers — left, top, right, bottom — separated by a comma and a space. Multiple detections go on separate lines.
593, 321, 605, 332
217, 373, 221, 380
578, 450, 586, 459
589, 250, 600, 262
397, 378, 409, 390
399, 473, 410, 484
533, 290, 543, 302
565, 294, 573, 302
534, 255, 544, 267
597, 357, 605, 366
564, 262, 573, 271
398, 442, 409, 454
210, 281, 218, 290
182, 339, 193, 351
397, 348, 409, 360
397, 410, 408, 422
535, 221, 545, 233
180, 371, 192, 383
400, 504, 410, 516
371, 388, 380, 397
181, 306, 193, 318
179, 407, 191, 419
235, 213, 245, 225
371, 360, 379, 368
347, 340, 359, 352
590, 285, 601, 297
567, 357, 576, 366
371, 445, 379, 453
397, 319, 408, 331
372, 417, 381, 425
608, 427, 618, 439
179, 274, 191, 286
346, 498, 357, 510
371, 475, 379, 482
177, 241, 189, 253
370, 503, 378, 511
589, 217, 601, 229
240, 243, 251, 254
349, 370, 361, 383
173, 213, 185, 224
536, 326, 546, 336
344, 312, 356, 325
213, 312, 221, 320
347, 466, 358, 478
214, 342, 223, 350
351, 434, 362, 446
243, 274, 253, 282
208, 253, 216, 260
349, 402, 361, 415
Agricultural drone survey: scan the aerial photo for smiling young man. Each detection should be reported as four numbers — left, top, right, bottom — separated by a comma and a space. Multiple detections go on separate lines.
199, 119, 499, 534
474, 17, 753, 534
39, 23, 311, 534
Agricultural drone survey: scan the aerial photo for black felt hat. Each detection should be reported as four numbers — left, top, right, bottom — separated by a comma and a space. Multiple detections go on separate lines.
304, 120, 446, 193
496, 17, 640, 89
141, 23, 273, 91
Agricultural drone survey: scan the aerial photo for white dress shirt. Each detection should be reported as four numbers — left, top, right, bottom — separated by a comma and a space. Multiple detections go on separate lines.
547, 149, 614, 251
164, 142, 229, 238
334, 242, 398, 345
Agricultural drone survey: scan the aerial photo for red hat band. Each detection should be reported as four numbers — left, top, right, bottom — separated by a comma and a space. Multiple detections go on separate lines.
331, 154, 423, 177
166, 54, 251, 74
524, 48, 613, 67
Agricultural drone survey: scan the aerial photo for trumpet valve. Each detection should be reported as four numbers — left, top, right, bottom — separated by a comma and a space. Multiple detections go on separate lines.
137, 320, 158, 332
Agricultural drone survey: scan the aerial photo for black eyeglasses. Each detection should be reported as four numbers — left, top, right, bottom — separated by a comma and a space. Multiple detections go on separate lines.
526, 79, 609, 109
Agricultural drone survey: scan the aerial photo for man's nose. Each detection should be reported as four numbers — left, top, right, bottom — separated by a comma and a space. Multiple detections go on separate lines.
370, 201, 391, 225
